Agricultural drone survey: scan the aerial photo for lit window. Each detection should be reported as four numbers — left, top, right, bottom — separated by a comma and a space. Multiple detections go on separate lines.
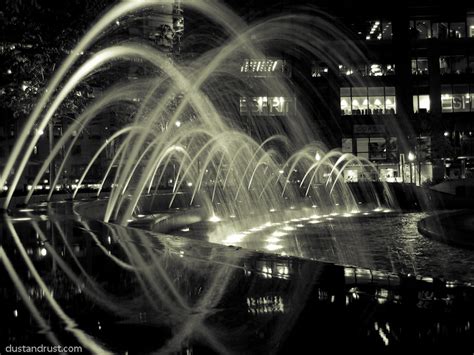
411, 58, 429, 75
449, 22, 466, 38
432, 22, 449, 39
312, 62, 328, 77
240, 59, 290, 77
409, 20, 431, 39
413, 95, 430, 113
240, 97, 294, 116
468, 15, 474, 37
340, 87, 396, 115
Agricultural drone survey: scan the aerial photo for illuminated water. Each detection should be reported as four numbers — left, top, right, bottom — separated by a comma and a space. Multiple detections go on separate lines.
0, 0, 472, 352
200, 211, 474, 283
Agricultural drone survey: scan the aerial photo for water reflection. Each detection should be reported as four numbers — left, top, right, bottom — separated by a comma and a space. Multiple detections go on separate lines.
1, 204, 474, 353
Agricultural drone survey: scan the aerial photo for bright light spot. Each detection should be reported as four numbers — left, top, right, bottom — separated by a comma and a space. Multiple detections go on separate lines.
229, 214, 236, 218
289, 206, 295, 210
269, 208, 276, 212
312, 204, 317, 208
115, 20, 120, 26
13, 309, 18, 317
272, 231, 287, 237
40, 248, 47, 256
19, 208, 34, 212
175, 120, 181, 128
7, 69, 12, 74
181, 227, 190, 232
208, 214, 221, 223
408, 152, 416, 161
309, 219, 321, 224
315, 152, 321, 161
266, 244, 283, 251
363, 212, 370, 216
37, 130, 44, 136
282, 225, 296, 231
343, 213, 352, 217
444, 131, 450, 137
224, 233, 245, 244
137, 214, 145, 218
383, 209, 391, 213
296, 224, 304, 228
326, 217, 334, 221
278, 170, 284, 174
187, 182, 193, 187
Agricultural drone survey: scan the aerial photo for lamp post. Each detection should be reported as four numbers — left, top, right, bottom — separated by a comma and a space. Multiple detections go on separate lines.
408, 151, 415, 184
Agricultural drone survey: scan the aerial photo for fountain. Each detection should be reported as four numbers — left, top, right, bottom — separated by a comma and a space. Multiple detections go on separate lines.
1, 1, 473, 354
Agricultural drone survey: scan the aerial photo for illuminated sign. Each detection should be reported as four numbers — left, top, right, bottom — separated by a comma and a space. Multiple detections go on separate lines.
240, 96, 295, 116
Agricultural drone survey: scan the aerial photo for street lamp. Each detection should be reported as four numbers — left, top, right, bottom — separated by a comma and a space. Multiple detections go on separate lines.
408, 151, 415, 184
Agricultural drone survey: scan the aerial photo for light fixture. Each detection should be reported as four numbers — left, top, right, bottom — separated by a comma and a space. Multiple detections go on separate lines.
408, 152, 416, 161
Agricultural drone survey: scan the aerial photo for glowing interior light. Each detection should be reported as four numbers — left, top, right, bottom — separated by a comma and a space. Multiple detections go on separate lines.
315, 152, 321, 161
180, 227, 190, 232
175, 120, 181, 128
186, 182, 193, 187
40, 248, 47, 256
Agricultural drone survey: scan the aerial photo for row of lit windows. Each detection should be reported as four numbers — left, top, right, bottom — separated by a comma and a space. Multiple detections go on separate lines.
239, 96, 295, 116
439, 55, 474, 75
342, 137, 398, 161
409, 19, 474, 39
338, 63, 395, 77
352, 17, 474, 42
340, 87, 396, 115
315, 55, 474, 78
240, 59, 290, 77
312, 63, 395, 77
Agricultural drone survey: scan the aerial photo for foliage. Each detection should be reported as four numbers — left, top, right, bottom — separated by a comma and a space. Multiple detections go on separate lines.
0, 0, 114, 120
